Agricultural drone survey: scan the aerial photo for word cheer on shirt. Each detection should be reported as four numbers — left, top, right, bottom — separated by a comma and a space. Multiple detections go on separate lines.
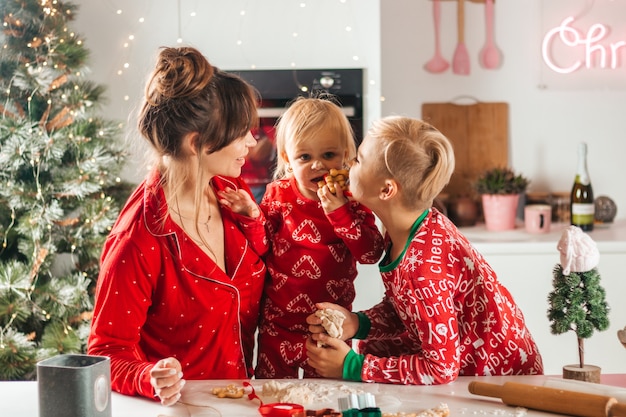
357, 209, 543, 385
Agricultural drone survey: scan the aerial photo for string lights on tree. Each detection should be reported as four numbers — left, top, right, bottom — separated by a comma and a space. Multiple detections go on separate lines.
80, 1, 370, 123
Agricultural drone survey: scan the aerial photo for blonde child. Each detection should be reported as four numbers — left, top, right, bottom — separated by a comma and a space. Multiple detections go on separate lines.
255, 97, 384, 379
306, 116, 543, 384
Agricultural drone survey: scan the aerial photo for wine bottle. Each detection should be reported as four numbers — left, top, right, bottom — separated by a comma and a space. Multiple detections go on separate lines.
570, 142, 594, 231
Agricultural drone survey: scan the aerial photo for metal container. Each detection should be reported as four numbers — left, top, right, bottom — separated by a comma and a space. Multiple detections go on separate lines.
37, 354, 111, 417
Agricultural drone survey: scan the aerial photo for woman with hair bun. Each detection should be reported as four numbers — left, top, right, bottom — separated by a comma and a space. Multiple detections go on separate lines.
88, 46, 267, 405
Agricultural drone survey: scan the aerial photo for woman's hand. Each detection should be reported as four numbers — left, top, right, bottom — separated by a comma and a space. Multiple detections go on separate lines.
218, 187, 261, 218
306, 302, 359, 341
150, 357, 184, 406
306, 334, 352, 379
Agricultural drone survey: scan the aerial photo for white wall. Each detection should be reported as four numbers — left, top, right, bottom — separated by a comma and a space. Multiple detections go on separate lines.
381, 0, 625, 220
72, 0, 381, 181
73, 1, 625, 220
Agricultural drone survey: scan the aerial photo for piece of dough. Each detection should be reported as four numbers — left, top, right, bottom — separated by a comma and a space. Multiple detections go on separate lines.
315, 308, 346, 347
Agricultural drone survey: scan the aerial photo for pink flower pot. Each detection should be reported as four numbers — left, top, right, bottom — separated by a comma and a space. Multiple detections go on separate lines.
481, 194, 520, 231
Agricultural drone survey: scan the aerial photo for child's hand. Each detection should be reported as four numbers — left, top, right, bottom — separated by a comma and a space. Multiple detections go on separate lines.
305, 334, 351, 378
317, 183, 349, 213
307, 302, 357, 340
217, 187, 260, 218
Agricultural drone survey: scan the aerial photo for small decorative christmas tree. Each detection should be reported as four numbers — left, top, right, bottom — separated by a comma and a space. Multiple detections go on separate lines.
547, 225, 610, 382
0, 0, 129, 380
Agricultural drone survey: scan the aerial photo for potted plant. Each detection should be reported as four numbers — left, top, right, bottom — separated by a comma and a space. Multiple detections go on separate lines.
547, 226, 610, 382
473, 167, 529, 231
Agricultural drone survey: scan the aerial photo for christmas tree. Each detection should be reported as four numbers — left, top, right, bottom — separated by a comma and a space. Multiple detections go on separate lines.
547, 226, 610, 369
0, 0, 129, 380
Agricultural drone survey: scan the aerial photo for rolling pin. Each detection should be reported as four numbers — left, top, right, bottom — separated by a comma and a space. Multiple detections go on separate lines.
468, 381, 626, 417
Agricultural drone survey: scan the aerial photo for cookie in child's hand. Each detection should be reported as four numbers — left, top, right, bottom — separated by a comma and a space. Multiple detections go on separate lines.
317, 168, 350, 195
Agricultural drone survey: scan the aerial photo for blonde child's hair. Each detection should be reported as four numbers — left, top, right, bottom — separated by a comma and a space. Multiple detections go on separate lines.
273, 96, 356, 179
368, 116, 455, 210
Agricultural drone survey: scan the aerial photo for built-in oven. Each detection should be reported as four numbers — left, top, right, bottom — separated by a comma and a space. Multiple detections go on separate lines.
229, 68, 364, 202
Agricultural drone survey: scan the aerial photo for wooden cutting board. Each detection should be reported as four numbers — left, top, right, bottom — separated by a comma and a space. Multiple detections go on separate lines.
421, 101, 509, 197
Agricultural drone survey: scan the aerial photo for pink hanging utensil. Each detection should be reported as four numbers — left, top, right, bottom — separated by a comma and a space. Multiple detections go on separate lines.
424, 0, 450, 73
452, 0, 470, 75
479, 0, 502, 69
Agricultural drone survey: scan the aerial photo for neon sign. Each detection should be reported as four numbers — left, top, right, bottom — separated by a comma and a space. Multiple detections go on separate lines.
542, 16, 626, 74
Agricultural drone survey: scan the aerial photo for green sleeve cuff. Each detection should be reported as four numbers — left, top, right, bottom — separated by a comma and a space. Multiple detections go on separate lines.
342, 349, 364, 382
353, 311, 371, 340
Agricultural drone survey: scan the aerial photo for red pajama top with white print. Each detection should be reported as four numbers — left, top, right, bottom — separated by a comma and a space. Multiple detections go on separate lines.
88, 170, 267, 399
255, 177, 384, 378
357, 208, 543, 384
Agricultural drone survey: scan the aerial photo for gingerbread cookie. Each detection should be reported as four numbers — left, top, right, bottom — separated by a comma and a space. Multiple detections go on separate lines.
318, 168, 349, 195
211, 384, 245, 399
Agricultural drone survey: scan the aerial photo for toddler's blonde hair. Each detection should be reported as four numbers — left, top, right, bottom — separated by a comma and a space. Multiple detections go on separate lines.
273, 96, 356, 179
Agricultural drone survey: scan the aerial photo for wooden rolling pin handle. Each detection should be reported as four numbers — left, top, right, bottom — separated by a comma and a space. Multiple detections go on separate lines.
611, 402, 626, 416
467, 380, 503, 398
469, 381, 617, 417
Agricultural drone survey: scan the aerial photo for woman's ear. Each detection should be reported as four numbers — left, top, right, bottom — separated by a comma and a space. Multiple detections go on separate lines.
379, 178, 398, 201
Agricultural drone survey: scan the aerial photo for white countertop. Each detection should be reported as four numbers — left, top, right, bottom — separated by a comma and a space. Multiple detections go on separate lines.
5, 375, 626, 417
459, 219, 626, 255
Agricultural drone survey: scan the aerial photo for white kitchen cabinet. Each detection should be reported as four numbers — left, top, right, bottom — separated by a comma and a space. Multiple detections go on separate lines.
354, 219, 626, 376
